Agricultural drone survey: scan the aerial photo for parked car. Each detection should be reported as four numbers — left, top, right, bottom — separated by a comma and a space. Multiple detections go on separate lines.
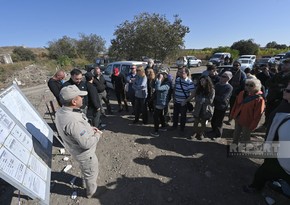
254, 58, 271, 68
281, 51, 290, 59
238, 59, 255, 71
191, 72, 202, 86
217, 65, 233, 74
154, 59, 162, 67
239, 55, 256, 63
274, 53, 286, 61
102, 61, 147, 89
95, 57, 115, 71
176, 56, 202, 67
209, 52, 231, 66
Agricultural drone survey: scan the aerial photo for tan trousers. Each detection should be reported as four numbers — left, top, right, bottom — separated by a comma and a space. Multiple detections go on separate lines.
77, 153, 99, 197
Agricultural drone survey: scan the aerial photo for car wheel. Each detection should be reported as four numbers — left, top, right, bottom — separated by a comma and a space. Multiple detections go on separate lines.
197, 62, 201, 67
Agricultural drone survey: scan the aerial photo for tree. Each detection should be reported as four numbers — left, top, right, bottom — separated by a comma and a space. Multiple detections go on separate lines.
275, 44, 288, 49
47, 36, 78, 60
11, 47, 36, 62
76, 33, 106, 62
230, 39, 259, 55
266, 41, 278, 48
109, 13, 190, 61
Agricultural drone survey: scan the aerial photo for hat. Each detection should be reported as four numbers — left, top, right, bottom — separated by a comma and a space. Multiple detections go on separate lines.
113, 67, 119, 76
158, 67, 169, 75
247, 74, 257, 79
60, 85, 87, 101
222, 71, 233, 80
206, 62, 213, 66
85, 72, 94, 78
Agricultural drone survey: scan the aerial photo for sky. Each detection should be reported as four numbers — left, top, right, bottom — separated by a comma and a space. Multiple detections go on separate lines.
1, 0, 290, 49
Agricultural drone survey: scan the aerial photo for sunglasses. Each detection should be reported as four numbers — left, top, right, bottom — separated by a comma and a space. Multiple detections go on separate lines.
221, 75, 228, 78
283, 88, 290, 93
245, 84, 254, 87
233, 64, 240, 67
136, 70, 141, 72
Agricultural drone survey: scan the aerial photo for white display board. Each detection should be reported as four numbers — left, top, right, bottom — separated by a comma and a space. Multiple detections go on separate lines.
0, 84, 52, 205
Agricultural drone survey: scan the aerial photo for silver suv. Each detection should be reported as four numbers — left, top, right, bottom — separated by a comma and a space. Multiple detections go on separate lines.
176, 56, 202, 67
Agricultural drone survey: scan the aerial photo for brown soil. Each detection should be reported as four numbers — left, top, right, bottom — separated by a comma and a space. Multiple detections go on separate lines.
0, 65, 289, 205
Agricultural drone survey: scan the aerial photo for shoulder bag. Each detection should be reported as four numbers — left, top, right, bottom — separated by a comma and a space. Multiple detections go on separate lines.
179, 79, 194, 111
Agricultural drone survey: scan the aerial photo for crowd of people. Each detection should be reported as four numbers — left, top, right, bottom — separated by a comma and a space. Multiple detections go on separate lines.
47, 58, 290, 198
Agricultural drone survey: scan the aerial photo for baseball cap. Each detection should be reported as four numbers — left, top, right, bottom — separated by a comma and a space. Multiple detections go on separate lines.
222, 71, 233, 80
206, 62, 213, 66
113, 67, 119, 76
158, 67, 169, 75
60, 85, 87, 101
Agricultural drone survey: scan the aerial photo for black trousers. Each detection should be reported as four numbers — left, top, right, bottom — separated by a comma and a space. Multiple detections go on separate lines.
229, 95, 237, 114
115, 89, 128, 108
250, 158, 290, 190
211, 108, 227, 137
153, 107, 166, 132
172, 102, 187, 130
134, 97, 148, 123
265, 100, 281, 125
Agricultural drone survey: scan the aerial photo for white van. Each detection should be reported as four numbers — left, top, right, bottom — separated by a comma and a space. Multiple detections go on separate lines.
239, 55, 256, 63
103, 61, 147, 89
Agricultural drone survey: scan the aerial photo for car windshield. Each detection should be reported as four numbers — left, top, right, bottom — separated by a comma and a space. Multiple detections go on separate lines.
212, 54, 222, 58
257, 58, 270, 63
240, 59, 250, 64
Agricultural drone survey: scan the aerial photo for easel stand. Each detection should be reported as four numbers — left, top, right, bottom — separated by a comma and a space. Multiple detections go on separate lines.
43, 94, 66, 149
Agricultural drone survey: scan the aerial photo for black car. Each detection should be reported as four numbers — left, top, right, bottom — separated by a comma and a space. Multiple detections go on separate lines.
191, 72, 202, 86
254, 58, 271, 68
217, 65, 233, 74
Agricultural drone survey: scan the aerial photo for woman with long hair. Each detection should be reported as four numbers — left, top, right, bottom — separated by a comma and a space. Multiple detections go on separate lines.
146, 68, 156, 112
132, 66, 148, 124
192, 75, 215, 140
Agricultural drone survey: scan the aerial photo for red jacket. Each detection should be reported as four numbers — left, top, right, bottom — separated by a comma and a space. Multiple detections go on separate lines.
230, 90, 265, 131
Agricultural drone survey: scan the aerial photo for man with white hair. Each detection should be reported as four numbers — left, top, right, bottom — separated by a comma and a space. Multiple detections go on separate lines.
55, 85, 102, 198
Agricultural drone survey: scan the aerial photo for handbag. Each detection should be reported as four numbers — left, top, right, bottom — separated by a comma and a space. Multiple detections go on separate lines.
186, 101, 194, 111
179, 79, 194, 111
124, 83, 129, 92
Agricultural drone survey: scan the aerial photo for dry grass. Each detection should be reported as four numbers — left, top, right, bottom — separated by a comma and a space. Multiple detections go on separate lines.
0, 46, 48, 55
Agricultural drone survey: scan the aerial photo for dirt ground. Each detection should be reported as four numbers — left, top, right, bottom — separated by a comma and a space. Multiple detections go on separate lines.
1, 65, 289, 205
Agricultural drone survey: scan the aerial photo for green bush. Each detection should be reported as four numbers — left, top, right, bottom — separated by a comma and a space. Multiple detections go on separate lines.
12, 47, 36, 62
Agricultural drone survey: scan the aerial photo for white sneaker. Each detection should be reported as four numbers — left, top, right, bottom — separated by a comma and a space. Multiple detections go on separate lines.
150, 132, 160, 137
159, 127, 167, 132
100, 123, 106, 128
187, 117, 195, 122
